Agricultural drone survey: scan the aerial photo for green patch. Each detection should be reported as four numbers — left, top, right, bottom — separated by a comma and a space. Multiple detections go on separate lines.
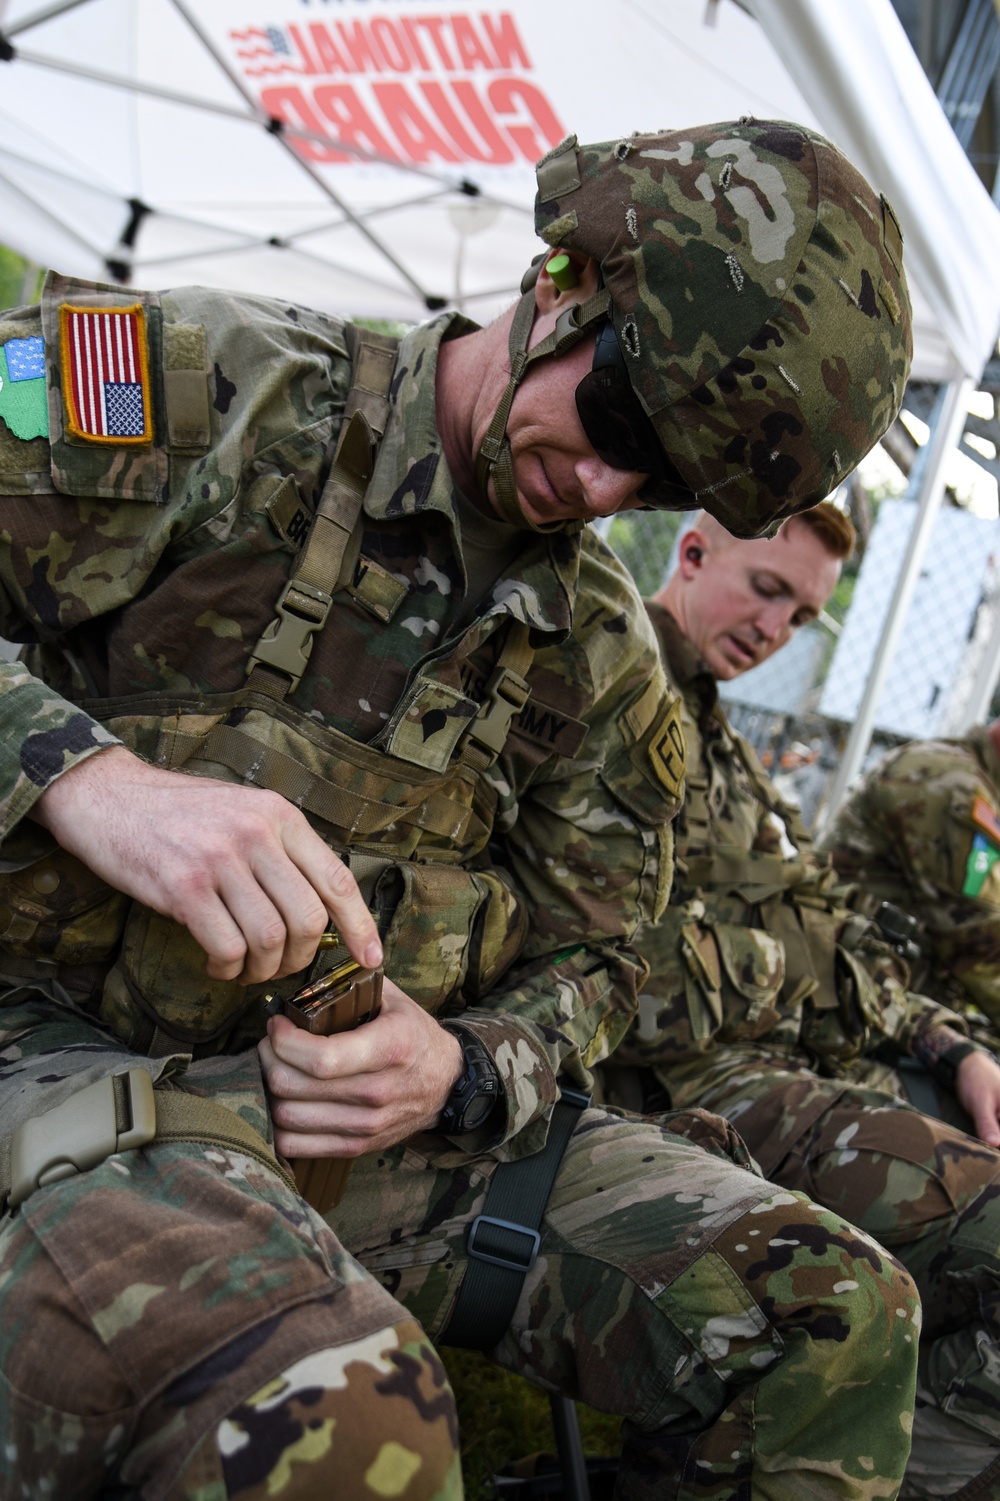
0, 342, 48, 440
963, 833, 1000, 898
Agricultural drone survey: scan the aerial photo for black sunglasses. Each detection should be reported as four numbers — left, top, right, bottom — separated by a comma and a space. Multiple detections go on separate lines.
575, 320, 696, 511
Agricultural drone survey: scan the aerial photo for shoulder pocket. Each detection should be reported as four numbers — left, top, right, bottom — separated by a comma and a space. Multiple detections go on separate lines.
39, 275, 210, 504
601, 680, 686, 826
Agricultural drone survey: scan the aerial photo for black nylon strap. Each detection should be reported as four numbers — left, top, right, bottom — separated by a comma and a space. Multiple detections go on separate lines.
440, 1086, 590, 1351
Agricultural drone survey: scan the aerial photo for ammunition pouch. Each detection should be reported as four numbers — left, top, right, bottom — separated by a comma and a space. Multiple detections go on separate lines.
373, 861, 528, 1014
98, 853, 530, 1052
621, 900, 786, 1069
681, 917, 785, 1048
0, 823, 129, 976
660, 844, 909, 1071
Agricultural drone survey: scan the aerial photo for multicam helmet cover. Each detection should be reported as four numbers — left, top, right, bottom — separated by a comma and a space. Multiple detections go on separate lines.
535, 120, 913, 539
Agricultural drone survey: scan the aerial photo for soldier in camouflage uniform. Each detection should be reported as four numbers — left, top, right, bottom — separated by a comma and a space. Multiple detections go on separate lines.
823, 725, 1000, 1031
0, 122, 918, 1499
604, 507, 1000, 1498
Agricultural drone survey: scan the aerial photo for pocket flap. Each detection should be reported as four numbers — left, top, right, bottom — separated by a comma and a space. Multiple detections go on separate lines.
711, 921, 785, 1007
40, 272, 168, 502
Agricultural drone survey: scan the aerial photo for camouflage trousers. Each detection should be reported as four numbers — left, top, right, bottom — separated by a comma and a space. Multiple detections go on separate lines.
650, 1048, 1000, 1501
0, 994, 462, 1501
0, 996, 921, 1501
333, 1099, 921, 1499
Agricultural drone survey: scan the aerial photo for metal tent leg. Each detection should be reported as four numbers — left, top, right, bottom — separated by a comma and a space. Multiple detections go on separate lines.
549, 1393, 592, 1501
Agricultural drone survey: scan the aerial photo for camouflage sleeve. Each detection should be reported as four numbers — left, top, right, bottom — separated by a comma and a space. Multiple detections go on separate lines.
454, 557, 685, 1161
881, 985, 970, 1059
0, 479, 188, 838
826, 742, 1000, 1018
0, 657, 121, 831
0, 280, 352, 843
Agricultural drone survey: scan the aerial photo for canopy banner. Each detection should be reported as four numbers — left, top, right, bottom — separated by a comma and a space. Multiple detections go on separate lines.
0, 0, 997, 379
219, 8, 567, 170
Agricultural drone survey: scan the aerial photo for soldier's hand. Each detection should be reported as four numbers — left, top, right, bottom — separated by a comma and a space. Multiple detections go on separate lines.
31, 745, 381, 985
260, 979, 465, 1157
955, 1049, 1000, 1148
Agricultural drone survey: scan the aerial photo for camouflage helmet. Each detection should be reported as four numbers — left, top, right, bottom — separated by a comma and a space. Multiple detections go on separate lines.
530, 119, 912, 539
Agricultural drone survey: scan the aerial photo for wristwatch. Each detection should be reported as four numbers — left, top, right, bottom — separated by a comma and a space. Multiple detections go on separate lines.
438, 1027, 502, 1135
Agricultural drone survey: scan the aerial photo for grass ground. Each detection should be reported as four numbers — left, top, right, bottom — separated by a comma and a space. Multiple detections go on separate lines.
441, 1347, 622, 1497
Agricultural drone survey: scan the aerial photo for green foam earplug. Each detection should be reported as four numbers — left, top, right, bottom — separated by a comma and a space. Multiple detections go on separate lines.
546, 254, 578, 291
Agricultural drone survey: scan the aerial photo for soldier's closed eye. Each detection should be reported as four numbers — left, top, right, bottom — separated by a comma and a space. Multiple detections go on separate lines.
750, 572, 790, 602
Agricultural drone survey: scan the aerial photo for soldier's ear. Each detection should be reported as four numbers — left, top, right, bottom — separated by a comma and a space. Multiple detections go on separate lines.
679, 528, 708, 578
534, 252, 599, 314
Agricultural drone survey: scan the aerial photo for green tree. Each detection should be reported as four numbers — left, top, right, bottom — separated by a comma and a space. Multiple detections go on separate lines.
0, 247, 39, 309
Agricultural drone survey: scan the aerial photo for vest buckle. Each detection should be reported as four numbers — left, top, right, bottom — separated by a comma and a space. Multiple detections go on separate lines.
9, 1068, 157, 1209
246, 578, 333, 693
462, 664, 530, 767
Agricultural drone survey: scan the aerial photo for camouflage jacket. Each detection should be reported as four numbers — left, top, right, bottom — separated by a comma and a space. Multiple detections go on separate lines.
0, 273, 683, 1160
822, 727, 1000, 1027
618, 603, 969, 1104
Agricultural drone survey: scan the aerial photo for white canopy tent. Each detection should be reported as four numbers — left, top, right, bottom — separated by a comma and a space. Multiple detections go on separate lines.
0, 0, 997, 384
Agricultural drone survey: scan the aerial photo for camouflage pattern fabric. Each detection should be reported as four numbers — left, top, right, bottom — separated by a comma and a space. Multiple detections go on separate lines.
0, 274, 680, 1147
334, 1095, 921, 1500
535, 121, 912, 538
623, 606, 976, 1090
0, 277, 917, 1496
722, 1067, 1000, 1501
0, 996, 461, 1500
822, 728, 1000, 1030
605, 603, 1000, 1498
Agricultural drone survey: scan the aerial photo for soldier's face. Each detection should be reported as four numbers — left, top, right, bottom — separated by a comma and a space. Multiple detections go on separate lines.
678, 519, 841, 680
493, 331, 649, 528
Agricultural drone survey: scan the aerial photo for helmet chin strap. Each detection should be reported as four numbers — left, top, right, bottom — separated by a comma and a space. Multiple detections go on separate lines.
474, 285, 610, 532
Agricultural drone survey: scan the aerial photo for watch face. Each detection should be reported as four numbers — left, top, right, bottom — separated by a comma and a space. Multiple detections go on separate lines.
461, 1089, 498, 1132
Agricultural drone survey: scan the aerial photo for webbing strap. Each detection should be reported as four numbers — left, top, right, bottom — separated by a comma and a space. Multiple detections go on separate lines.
685, 849, 806, 891
0, 1077, 296, 1209
475, 287, 609, 532
246, 326, 399, 699
458, 620, 535, 773
440, 1087, 589, 1351
728, 720, 815, 855
186, 723, 484, 843
152, 1088, 298, 1193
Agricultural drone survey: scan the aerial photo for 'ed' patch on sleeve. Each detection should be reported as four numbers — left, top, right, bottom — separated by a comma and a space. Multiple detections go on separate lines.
964, 831, 1000, 898
59, 304, 152, 446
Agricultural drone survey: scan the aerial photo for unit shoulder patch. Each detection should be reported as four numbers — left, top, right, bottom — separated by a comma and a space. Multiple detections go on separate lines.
972, 794, 1000, 846
646, 696, 686, 801
59, 304, 152, 446
964, 831, 1000, 899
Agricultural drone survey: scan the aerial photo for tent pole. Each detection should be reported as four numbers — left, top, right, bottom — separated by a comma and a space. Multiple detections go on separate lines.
4, 0, 94, 38
167, 0, 444, 307
9, 47, 455, 185
0, 160, 106, 257
819, 377, 973, 829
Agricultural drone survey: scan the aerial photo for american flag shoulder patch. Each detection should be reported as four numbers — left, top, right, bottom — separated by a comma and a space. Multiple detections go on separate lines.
59, 304, 152, 446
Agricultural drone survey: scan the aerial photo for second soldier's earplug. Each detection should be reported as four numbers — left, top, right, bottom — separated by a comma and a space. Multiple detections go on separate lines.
546, 253, 578, 291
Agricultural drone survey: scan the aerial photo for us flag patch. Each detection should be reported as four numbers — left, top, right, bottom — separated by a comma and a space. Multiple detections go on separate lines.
59, 304, 152, 445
